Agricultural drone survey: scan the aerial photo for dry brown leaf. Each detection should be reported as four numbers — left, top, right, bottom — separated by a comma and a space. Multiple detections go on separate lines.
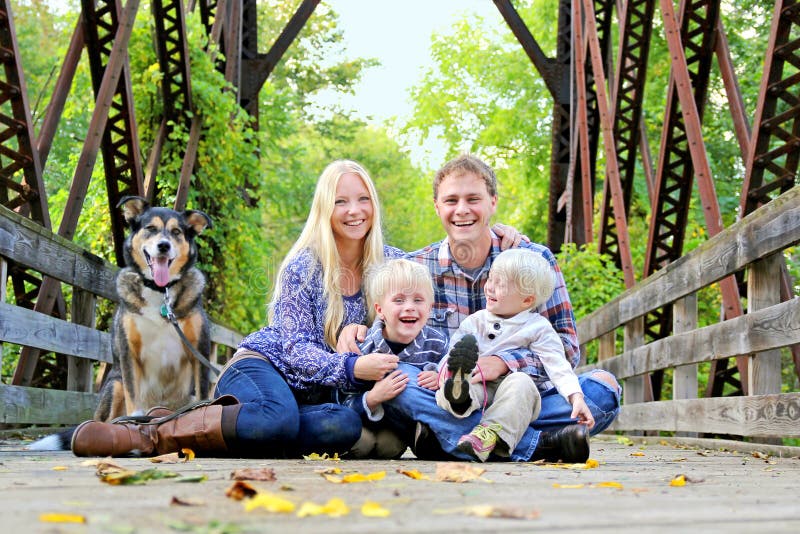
225, 480, 259, 500
231, 468, 276, 481
435, 463, 490, 483
170, 496, 206, 506
93, 459, 128, 475
150, 452, 181, 464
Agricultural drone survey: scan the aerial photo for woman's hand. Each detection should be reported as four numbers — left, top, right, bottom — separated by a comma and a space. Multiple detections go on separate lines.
569, 392, 595, 429
492, 223, 530, 250
366, 370, 409, 408
417, 370, 440, 390
354, 352, 399, 381
337, 323, 368, 353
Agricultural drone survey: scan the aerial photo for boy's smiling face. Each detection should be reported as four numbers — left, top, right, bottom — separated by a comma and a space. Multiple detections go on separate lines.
375, 286, 433, 345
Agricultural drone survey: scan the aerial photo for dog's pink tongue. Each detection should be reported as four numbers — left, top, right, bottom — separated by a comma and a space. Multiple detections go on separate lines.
152, 257, 171, 287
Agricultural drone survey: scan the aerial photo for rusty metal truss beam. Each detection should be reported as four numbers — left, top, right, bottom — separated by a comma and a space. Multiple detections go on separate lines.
78, 0, 144, 263
598, 0, 656, 269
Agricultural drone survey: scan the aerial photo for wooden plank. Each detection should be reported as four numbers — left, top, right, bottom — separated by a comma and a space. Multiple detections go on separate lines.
747, 253, 783, 395
608, 393, 800, 437
622, 316, 645, 406
0, 301, 112, 362
579, 297, 800, 379
578, 185, 800, 341
673, 293, 698, 438
210, 323, 243, 348
0, 205, 116, 300
672, 293, 698, 400
0, 383, 96, 425
67, 289, 96, 393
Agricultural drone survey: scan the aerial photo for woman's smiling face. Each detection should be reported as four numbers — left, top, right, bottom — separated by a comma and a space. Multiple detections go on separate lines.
331, 172, 374, 245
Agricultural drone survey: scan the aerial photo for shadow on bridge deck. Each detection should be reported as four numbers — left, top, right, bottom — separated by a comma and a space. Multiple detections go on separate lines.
1, 435, 798, 532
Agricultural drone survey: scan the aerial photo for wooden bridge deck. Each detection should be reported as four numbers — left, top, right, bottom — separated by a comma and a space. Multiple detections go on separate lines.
1, 434, 798, 532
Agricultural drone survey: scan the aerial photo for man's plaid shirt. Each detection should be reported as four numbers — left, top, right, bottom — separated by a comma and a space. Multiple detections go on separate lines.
406, 232, 581, 376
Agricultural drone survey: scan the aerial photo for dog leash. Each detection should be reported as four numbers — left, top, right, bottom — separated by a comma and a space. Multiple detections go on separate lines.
161, 286, 221, 376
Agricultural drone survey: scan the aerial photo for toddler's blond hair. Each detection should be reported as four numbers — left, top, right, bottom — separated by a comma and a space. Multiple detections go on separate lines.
490, 248, 555, 309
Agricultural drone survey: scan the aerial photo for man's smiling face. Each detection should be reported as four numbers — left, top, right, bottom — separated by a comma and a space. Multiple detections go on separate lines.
434, 171, 498, 247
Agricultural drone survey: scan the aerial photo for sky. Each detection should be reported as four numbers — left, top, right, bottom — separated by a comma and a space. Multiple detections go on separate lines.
309, 0, 503, 167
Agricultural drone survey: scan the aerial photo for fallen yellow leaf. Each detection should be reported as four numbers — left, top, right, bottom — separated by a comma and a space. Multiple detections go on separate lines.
323, 470, 385, 483
39, 513, 86, 524
52, 466, 68, 471
630, 452, 645, 457
297, 498, 350, 517
342, 471, 385, 483
594, 481, 624, 489
181, 448, 195, 461
361, 501, 391, 517
669, 475, 686, 487
244, 492, 295, 513
552, 483, 585, 489
397, 468, 430, 480
585, 458, 599, 468
303, 452, 340, 461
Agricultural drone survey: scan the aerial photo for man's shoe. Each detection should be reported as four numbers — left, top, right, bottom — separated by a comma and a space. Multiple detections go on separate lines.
443, 335, 479, 414
531, 424, 590, 463
457, 423, 502, 462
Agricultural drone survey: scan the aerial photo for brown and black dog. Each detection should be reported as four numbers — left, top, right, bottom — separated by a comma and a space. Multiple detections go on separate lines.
96, 196, 213, 419
29, 196, 212, 449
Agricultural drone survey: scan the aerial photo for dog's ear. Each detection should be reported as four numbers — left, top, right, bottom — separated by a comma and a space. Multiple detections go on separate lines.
117, 196, 149, 225
184, 210, 212, 236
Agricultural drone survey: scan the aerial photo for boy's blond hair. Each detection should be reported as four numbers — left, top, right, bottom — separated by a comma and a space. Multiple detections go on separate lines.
364, 259, 434, 321
490, 248, 555, 310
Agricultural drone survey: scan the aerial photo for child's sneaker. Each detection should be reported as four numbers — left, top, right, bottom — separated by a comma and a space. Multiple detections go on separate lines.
457, 423, 502, 462
443, 334, 479, 414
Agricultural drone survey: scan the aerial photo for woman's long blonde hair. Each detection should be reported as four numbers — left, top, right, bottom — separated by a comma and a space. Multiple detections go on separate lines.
268, 160, 387, 348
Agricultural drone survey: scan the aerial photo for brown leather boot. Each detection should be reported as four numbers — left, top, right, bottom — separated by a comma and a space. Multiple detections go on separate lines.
71, 420, 157, 456
71, 395, 240, 457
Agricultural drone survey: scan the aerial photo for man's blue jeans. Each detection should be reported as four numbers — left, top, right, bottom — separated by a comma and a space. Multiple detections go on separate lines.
214, 356, 362, 456
383, 363, 621, 461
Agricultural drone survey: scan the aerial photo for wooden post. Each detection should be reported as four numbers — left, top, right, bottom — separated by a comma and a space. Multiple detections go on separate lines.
747, 253, 783, 395
622, 315, 645, 418
68, 289, 96, 393
673, 293, 698, 437
598, 330, 616, 361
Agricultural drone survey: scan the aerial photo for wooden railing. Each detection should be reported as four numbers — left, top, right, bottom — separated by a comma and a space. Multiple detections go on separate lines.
576, 186, 800, 439
0, 205, 242, 426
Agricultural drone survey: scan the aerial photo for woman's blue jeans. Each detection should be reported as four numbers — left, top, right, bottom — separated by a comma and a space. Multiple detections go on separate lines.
214, 357, 362, 456
382, 363, 621, 461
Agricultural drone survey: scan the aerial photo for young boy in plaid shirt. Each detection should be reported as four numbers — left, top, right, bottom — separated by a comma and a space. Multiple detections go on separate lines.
337, 258, 447, 458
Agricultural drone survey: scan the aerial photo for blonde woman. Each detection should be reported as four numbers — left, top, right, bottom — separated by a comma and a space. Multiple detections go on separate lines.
71, 160, 402, 457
